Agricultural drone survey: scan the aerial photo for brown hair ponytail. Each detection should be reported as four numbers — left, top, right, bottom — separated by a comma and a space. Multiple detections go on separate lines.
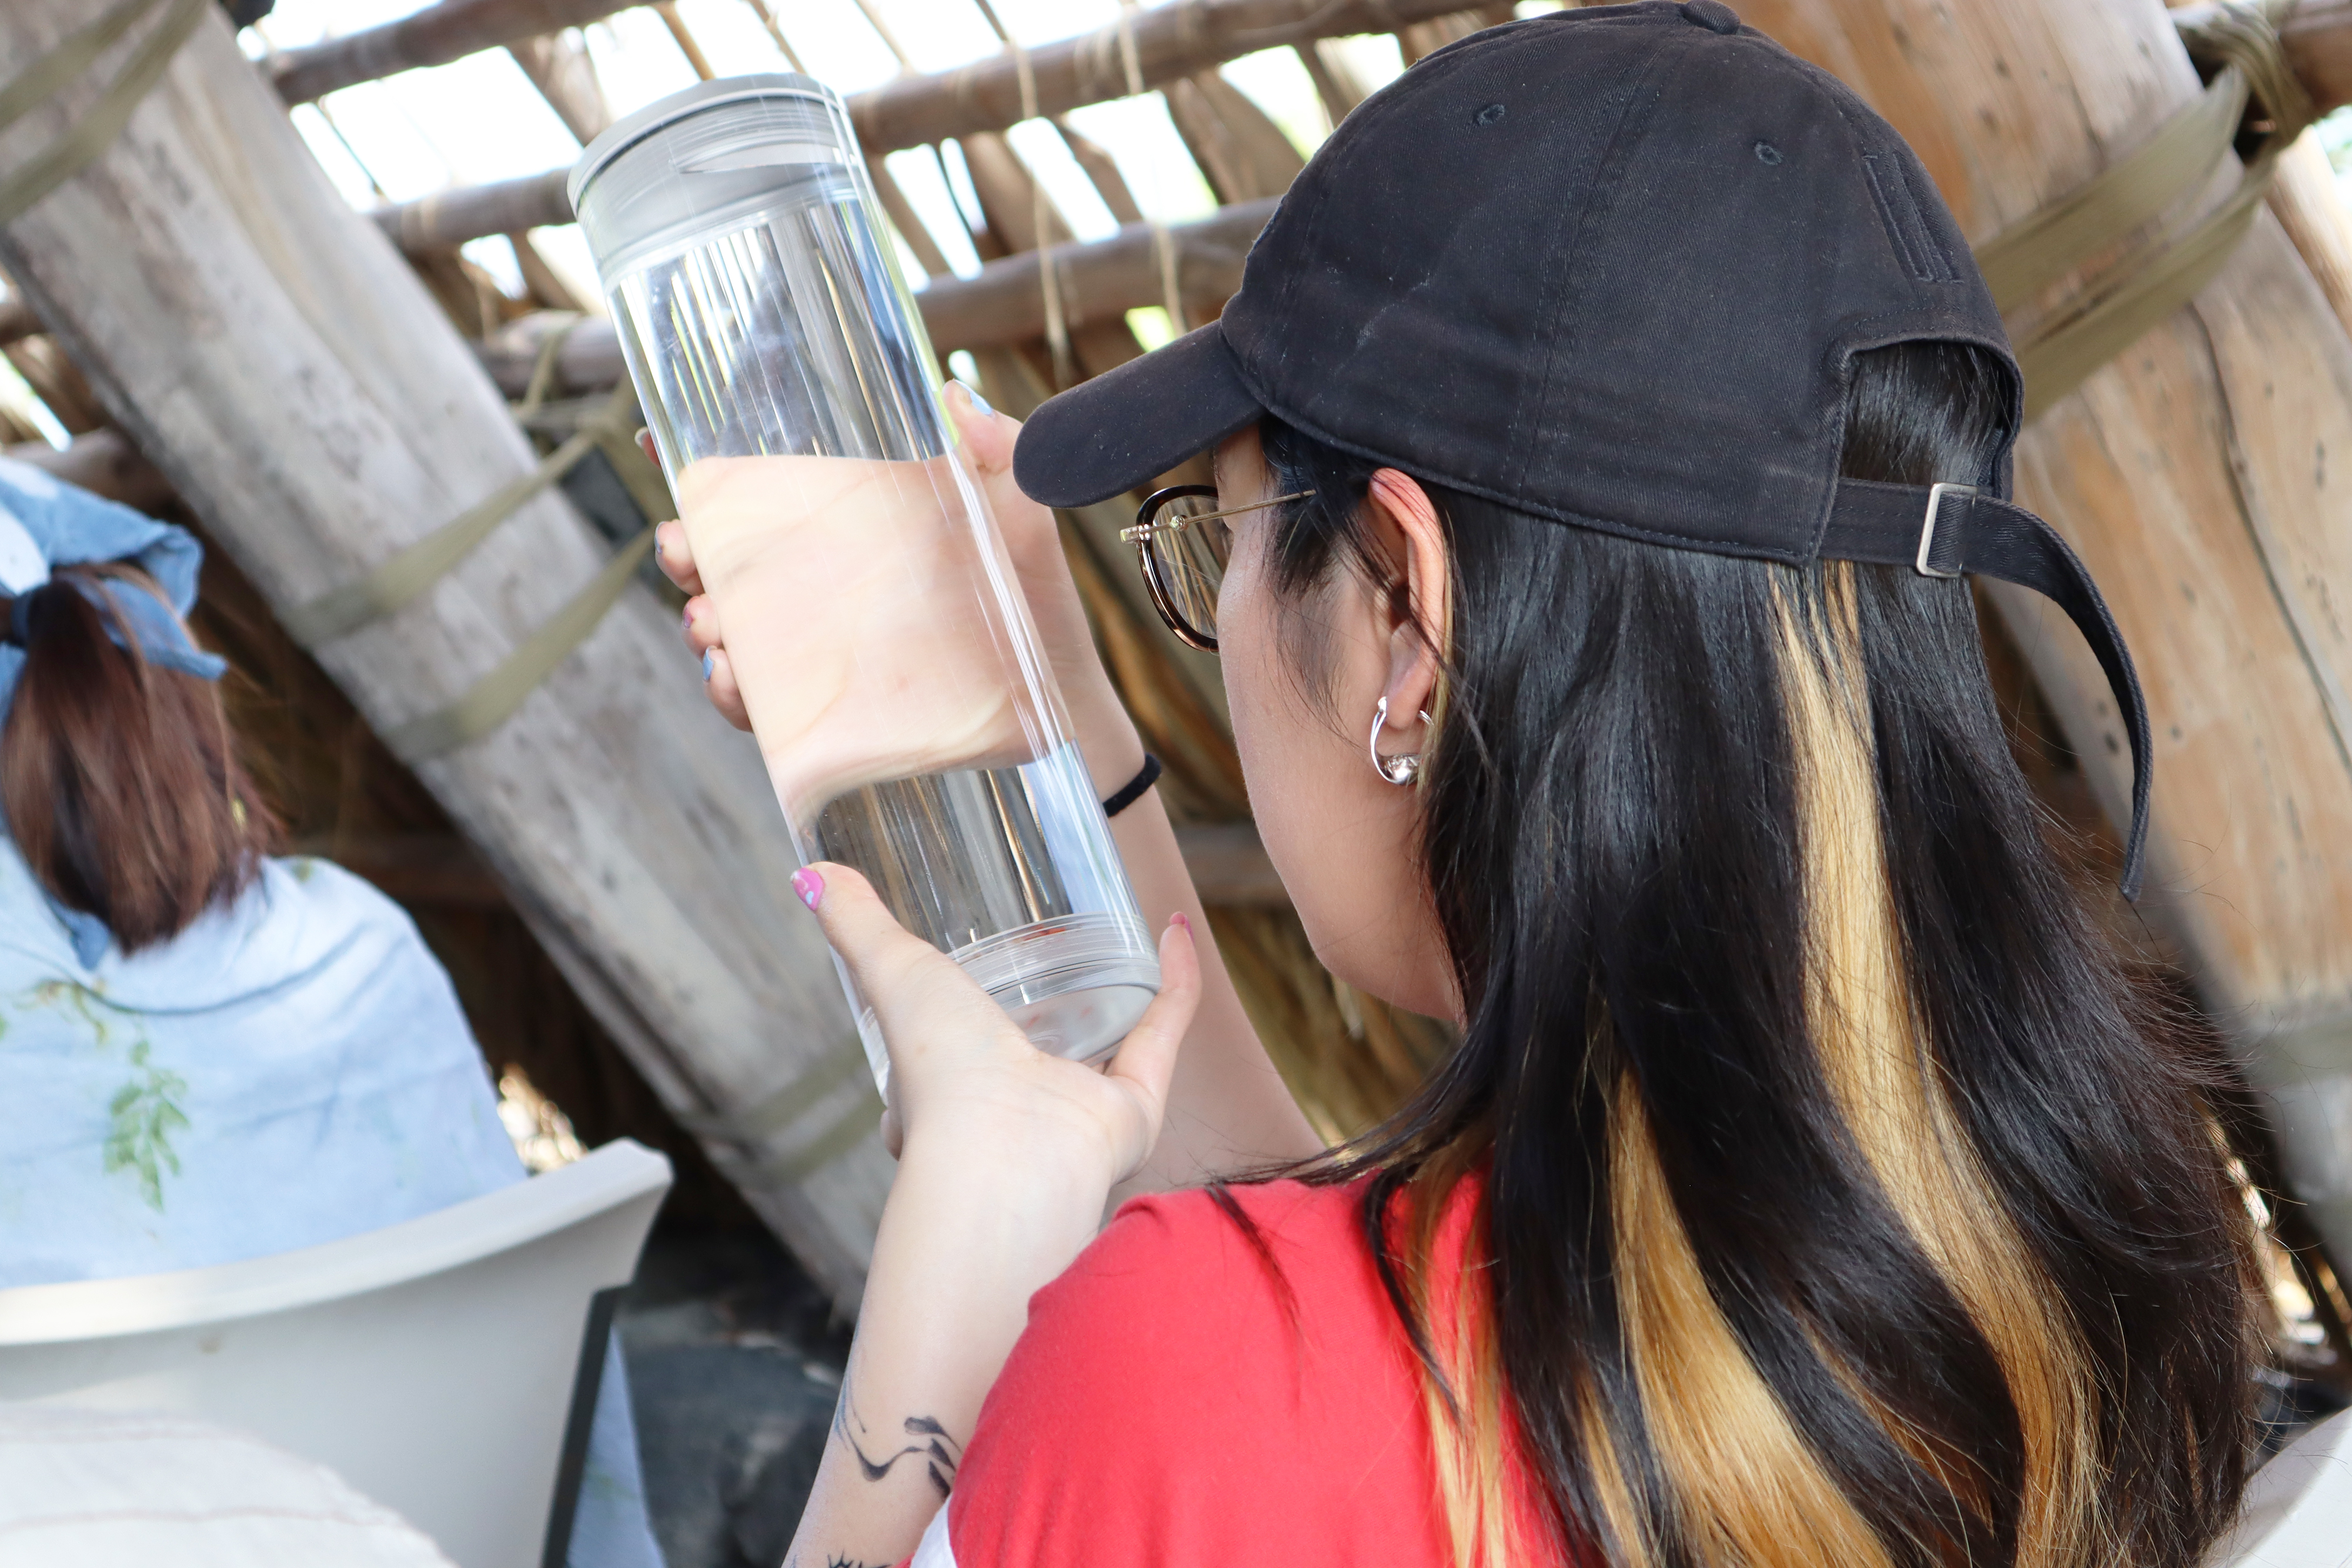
2, 563, 276, 952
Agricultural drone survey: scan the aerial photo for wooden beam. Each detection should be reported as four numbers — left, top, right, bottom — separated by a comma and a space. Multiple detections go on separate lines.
2280, 0, 2352, 112
1741, 0, 2352, 1271
473, 199, 1277, 396
2172, 0, 2352, 117
272, 0, 636, 105
0, 1, 888, 1308
922, 199, 1269, 350
274, 0, 1484, 150
372, 169, 570, 254
506, 30, 611, 144
847, 0, 1476, 154
6, 430, 176, 513
650, 1, 716, 81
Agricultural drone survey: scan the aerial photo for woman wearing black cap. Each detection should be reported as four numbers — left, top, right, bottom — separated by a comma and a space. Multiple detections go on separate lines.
667, 6, 2257, 1566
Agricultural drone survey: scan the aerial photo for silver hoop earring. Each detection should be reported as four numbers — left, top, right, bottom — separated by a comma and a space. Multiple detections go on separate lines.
1368, 696, 1432, 786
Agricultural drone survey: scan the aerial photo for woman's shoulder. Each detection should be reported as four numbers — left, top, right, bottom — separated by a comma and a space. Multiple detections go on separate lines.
253, 853, 419, 933
1043, 1175, 1386, 1330
948, 1175, 1450, 1566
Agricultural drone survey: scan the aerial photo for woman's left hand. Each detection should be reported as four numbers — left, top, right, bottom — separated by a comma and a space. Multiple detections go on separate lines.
797, 861, 1200, 1180
781, 866, 1201, 1568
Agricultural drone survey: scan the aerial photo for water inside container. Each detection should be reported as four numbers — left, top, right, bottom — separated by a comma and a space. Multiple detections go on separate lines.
826, 744, 1160, 1091
612, 199, 937, 467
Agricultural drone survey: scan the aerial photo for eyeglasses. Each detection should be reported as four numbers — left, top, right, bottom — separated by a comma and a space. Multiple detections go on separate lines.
1118, 485, 1311, 653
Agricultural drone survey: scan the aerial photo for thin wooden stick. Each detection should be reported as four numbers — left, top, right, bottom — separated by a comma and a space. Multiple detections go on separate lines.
506, 30, 610, 143
735, 0, 805, 73
651, 2, 714, 81
844, 0, 916, 68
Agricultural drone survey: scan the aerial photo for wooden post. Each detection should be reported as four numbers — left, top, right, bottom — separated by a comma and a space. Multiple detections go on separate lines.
0, 2, 891, 1307
1741, 0, 2352, 1268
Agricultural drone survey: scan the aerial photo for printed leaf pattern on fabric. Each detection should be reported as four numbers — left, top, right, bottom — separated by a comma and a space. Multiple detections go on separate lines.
19, 978, 189, 1211
105, 1041, 189, 1211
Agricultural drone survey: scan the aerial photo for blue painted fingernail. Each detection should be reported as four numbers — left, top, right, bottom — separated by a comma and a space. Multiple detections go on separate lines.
701, 650, 714, 683
682, 604, 693, 633
956, 380, 993, 418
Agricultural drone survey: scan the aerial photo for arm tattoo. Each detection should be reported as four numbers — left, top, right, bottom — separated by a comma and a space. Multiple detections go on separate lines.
832, 1370, 965, 1497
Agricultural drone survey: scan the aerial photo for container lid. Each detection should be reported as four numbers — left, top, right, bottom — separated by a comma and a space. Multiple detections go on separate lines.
567, 72, 844, 217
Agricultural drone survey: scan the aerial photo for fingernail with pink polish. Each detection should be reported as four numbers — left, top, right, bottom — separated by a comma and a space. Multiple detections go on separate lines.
681, 604, 694, 633
1170, 912, 1190, 933
791, 868, 824, 911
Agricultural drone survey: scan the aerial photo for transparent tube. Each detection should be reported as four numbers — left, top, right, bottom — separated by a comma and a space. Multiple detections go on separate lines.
572, 78, 1158, 1091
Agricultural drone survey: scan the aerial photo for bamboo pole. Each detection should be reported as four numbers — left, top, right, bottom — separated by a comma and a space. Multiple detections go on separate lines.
2267, 132, 2352, 338
505, 29, 610, 144
847, 0, 1475, 153
0, 296, 38, 346
0, 1, 891, 1307
1164, 71, 1306, 206
649, 1, 715, 81
272, 0, 636, 105
2172, 0, 2352, 112
372, 169, 570, 254
1744, 0, 2352, 1268
2281, 0, 2352, 103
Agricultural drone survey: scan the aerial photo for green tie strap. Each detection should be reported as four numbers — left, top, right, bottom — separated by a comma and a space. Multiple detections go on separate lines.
279, 381, 639, 647
0, 0, 210, 228
383, 523, 656, 765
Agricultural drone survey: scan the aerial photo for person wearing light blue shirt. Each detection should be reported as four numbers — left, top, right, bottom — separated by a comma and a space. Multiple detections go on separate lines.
0, 454, 664, 1568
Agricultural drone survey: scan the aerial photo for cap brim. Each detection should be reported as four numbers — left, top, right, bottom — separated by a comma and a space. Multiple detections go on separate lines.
1010, 322, 1265, 509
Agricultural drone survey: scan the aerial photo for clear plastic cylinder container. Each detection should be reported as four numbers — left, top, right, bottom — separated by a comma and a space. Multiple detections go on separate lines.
570, 76, 1158, 1092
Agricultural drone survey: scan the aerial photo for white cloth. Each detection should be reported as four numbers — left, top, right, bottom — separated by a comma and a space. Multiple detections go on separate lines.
0, 1404, 457, 1568
0, 843, 664, 1568
2214, 1409, 2352, 1567
913, 1499, 958, 1568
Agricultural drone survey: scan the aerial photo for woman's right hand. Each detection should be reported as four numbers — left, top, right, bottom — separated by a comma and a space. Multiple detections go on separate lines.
654, 385, 1129, 774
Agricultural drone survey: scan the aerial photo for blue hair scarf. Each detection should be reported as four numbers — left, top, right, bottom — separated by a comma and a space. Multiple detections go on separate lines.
0, 454, 229, 964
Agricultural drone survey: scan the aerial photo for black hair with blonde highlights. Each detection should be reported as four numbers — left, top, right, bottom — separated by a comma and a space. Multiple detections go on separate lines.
1245, 340, 2259, 1568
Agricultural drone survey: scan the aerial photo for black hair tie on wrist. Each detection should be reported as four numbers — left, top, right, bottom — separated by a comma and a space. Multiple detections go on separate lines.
1101, 753, 1162, 818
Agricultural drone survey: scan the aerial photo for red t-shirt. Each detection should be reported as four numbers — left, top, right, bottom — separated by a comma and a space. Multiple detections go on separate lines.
924, 1175, 1566, 1565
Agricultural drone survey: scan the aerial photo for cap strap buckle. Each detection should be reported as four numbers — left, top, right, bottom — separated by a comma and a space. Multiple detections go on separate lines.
1916, 482, 1976, 579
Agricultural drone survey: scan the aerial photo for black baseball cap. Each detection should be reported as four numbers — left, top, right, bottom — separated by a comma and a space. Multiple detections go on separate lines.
1013, 0, 2152, 897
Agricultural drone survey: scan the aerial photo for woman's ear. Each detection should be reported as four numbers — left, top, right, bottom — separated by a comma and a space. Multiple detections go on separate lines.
1364, 469, 1450, 728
